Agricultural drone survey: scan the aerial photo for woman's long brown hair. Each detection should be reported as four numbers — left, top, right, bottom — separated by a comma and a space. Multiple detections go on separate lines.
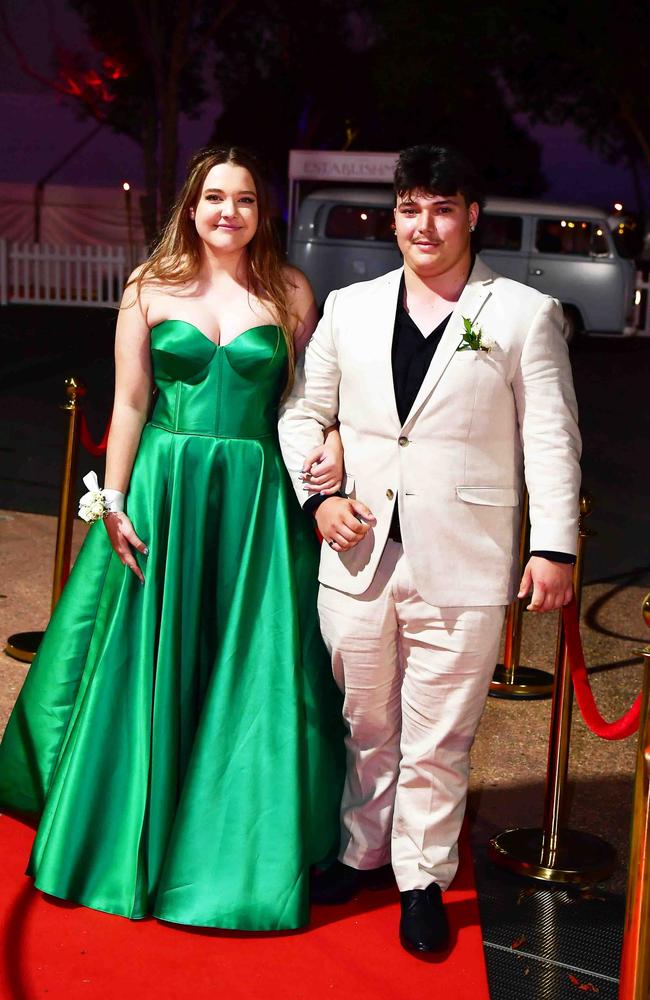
135, 145, 296, 392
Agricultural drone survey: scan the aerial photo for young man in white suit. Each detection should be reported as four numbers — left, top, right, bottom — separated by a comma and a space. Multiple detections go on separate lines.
278, 145, 581, 954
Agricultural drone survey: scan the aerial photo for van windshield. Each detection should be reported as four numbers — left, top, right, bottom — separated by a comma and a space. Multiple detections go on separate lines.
611, 222, 639, 259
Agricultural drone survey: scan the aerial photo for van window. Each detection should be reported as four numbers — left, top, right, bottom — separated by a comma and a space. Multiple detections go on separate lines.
480, 214, 523, 251
611, 220, 639, 258
324, 205, 395, 242
535, 219, 610, 257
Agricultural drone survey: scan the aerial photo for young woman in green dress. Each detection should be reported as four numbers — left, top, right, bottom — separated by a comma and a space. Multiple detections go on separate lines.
0, 146, 344, 931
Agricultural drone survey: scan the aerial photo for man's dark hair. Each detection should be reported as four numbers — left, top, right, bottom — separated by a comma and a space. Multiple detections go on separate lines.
394, 145, 484, 208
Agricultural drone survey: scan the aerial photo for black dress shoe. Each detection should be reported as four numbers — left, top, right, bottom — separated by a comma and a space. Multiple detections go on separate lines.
399, 883, 450, 954
311, 861, 394, 904
311, 860, 364, 904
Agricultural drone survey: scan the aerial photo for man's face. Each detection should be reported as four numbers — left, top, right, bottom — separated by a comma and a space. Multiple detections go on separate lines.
394, 190, 479, 278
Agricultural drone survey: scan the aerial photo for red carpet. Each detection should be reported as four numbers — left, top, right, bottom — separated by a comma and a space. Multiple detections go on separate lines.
0, 813, 489, 999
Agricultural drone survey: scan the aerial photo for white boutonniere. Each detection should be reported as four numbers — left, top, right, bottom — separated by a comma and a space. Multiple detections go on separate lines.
457, 316, 495, 353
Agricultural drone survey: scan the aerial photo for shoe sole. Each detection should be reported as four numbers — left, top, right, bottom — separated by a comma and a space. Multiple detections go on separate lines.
399, 933, 450, 955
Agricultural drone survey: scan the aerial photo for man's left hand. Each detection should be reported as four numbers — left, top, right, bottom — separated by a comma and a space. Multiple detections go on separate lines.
518, 556, 574, 613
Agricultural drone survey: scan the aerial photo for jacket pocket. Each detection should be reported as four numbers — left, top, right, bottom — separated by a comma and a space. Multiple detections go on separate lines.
456, 485, 519, 507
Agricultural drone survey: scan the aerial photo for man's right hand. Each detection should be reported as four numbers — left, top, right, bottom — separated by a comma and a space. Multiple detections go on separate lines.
315, 497, 376, 552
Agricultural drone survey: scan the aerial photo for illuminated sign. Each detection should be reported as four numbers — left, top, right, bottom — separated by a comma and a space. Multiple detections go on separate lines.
289, 150, 397, 183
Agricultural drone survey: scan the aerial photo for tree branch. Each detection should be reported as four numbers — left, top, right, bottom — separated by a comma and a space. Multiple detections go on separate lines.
619, 95, 650, 172
189, 0, 241, 56
131, 0, 160, 78
0, 4, 102, 115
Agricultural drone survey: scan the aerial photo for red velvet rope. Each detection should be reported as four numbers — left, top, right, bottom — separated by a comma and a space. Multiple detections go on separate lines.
79, 411, 111, 457
563, 598, 642, 740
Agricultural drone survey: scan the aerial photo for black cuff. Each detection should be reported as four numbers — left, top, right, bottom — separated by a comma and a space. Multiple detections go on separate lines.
530, 550, 576, 564
302, 490, 346, 516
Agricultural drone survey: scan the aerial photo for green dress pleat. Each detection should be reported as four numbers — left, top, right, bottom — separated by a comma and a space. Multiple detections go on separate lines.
0, 321, 344, 930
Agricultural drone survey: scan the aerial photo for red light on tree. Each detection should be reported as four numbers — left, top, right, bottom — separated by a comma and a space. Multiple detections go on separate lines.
102, 56, 127, 81
54, 49, 128, 119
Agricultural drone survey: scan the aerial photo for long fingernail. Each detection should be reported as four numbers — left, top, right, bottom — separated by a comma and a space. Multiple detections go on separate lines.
144, 547, 149, 556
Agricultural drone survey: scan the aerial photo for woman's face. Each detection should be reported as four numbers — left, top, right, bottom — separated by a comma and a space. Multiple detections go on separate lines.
192, 162, 259, 254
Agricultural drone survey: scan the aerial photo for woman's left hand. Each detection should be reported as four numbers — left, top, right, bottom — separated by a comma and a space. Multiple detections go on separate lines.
300, 442, 343, 495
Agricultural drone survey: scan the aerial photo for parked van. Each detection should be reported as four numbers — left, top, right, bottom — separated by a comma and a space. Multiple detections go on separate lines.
288, 189, 636, 337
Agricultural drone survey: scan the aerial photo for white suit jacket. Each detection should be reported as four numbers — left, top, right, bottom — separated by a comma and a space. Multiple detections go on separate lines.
278, 256, 582, 606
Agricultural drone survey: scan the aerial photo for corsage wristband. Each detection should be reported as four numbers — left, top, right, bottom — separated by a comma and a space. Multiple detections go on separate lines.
78, 471, 125, 523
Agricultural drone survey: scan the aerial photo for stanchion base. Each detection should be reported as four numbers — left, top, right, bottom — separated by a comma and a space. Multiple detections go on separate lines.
489, 664, 554, 700
488, 827, 616, 885
5, 631, 44, 663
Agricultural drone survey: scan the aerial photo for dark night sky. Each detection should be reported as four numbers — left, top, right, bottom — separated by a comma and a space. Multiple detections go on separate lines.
2, 0, 649, 212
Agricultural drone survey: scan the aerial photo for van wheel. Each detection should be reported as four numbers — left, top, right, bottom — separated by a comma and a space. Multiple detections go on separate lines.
561, 306, 580, 344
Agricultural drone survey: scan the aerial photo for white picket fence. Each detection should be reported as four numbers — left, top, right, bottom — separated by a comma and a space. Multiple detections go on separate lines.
1, 239, 650, 335
0, 240, 142, 308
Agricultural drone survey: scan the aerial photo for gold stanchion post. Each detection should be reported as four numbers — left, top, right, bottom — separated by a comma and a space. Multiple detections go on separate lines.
490, 488, 554, 699
618, 596, 650, 1000
50, 376, 86, 609
5, 376, 86, 663
488, 492, 617, 883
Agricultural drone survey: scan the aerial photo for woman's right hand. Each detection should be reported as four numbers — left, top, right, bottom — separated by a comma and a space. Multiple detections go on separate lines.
103, 512, 148, 583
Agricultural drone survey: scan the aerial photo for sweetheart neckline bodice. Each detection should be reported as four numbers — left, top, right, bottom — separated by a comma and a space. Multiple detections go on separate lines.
150, 318, 280, 350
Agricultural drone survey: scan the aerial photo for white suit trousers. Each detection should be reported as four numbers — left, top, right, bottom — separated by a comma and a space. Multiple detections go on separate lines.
317, 540, 505, 892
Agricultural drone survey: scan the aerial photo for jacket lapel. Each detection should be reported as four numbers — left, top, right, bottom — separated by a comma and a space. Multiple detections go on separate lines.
367, 267, 403, 430
401, 257, 494, 432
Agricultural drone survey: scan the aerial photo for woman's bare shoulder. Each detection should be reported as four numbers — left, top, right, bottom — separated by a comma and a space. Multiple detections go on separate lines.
119, 263, 150, 312
282, 266, 318, 347
282, 266, 315, 323
282, 263, 312, 297
121, 259, 198, 313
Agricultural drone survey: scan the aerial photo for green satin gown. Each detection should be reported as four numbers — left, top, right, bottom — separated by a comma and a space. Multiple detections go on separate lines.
0, 321, 344, 930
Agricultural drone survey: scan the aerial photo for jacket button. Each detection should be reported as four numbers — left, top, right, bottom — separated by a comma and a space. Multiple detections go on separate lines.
398, 436, 409, 447
386, 488, 394, 500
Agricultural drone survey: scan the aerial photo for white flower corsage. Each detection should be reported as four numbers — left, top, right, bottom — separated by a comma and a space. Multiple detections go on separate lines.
78, 471, 125, 523
457, 316, 495, 353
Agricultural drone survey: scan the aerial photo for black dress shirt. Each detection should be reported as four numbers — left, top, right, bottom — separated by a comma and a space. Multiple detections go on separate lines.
387, 279, 450, 540
391, 289, 452, 425
304, 274, 573, 565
